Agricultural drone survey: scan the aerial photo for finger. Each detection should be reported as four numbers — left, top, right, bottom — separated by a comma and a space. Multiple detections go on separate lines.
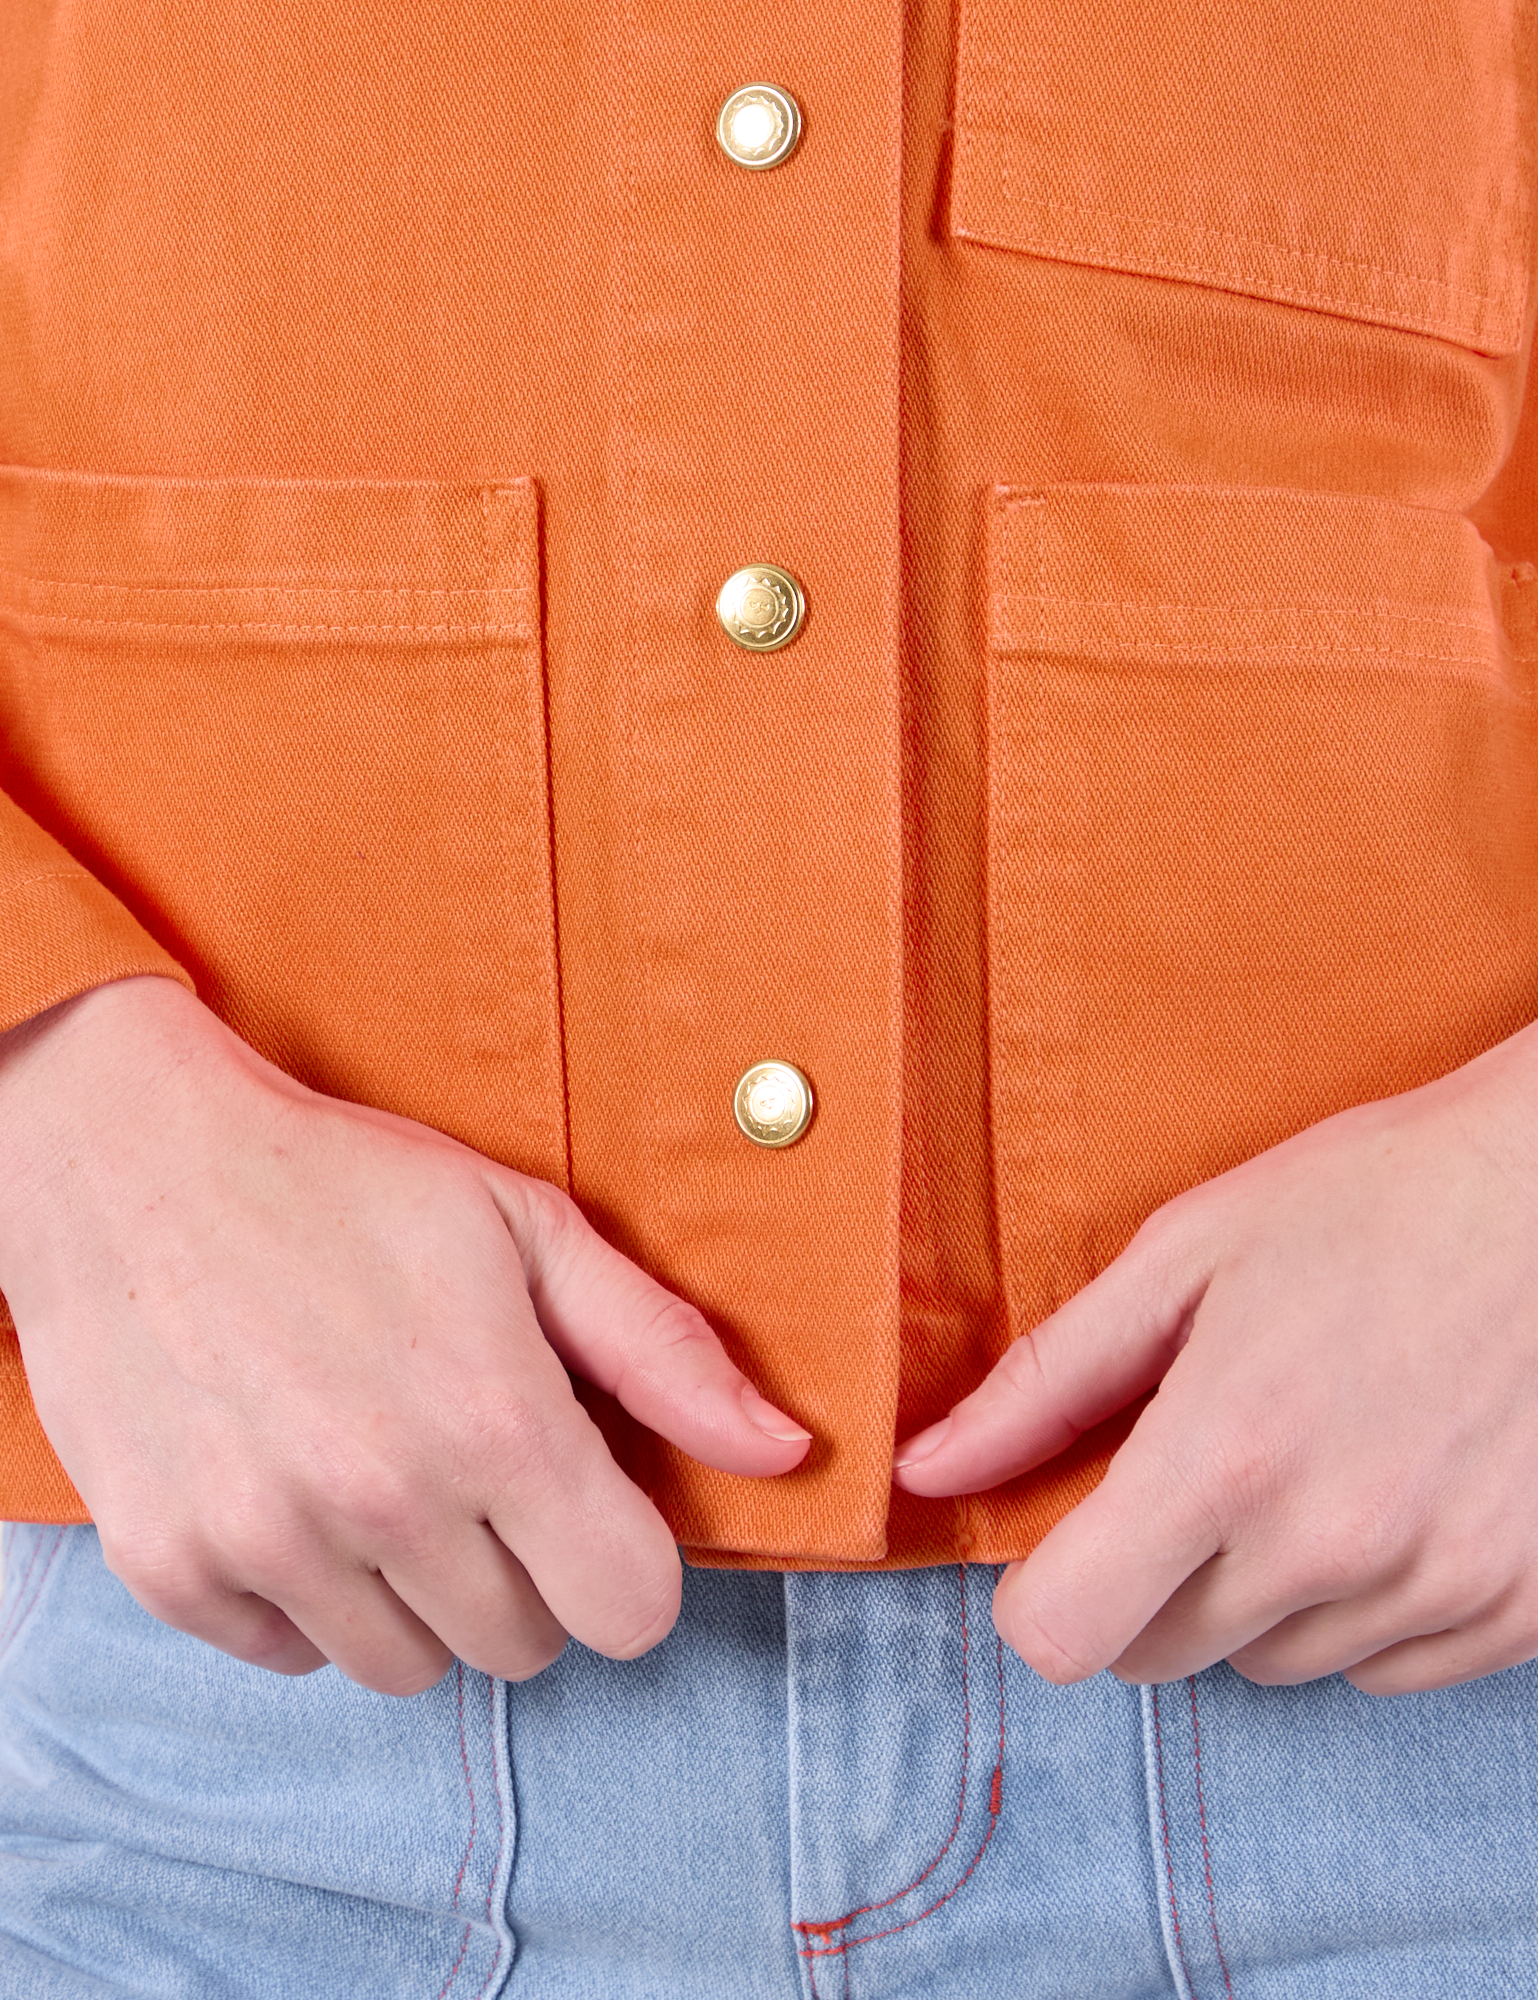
1345, 1613, 1538, 1696
1107, 1515, 1398, 1684
1220, 1589, 1448, 1689
274, 1574, 455, 1696
379, 1523, 568, 1683
1110, 1550, 1418, 1685
1341, 1580, 1538, 1696
1106, 1551, 1313, 1684
1126, 1530, 1512, 1690
441, 1311, 686, 1660
99, 1530, 331, 1676
157, 1504, 458, 1696
486, 1172, 811, 1477
480, 1375, 686, 1661
894, 1207, 1210, 1497
990, 1405, 1223, 1682
129, 1579, 329, 1677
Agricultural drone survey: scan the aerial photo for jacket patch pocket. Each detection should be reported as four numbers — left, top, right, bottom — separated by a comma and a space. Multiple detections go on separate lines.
985, 483, 1538, 1337
951, 0, 1534, 353
0, 470, 566, 1182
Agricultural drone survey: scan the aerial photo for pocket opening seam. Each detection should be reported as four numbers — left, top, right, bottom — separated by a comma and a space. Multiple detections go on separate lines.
1, 613, 535, 642
988, 490, 1508, 675
961, 149, 1523, 312
0, 572, 536, 600
1011, 596, 1493, 633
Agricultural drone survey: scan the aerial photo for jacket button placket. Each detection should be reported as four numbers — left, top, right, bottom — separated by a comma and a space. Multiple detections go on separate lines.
612, 3, 903, 1561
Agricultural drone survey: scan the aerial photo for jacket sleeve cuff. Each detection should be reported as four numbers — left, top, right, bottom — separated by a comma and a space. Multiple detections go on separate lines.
0, 866, 194, 1038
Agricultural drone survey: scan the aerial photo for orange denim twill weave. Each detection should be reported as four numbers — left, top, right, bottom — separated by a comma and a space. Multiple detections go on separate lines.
0, 0, 1534, 1566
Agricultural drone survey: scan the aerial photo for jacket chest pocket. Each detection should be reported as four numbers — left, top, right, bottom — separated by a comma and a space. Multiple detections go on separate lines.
951, 0, 1533, 354
0, 470, 566, 1182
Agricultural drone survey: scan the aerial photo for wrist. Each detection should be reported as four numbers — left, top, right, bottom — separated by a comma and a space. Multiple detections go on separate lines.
0, 975, 214, 1163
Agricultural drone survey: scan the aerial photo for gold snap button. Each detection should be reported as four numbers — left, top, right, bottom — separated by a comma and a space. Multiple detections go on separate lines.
716, 84, 802, 170
716, 564, 805, 651
734, 1061, 814, 1148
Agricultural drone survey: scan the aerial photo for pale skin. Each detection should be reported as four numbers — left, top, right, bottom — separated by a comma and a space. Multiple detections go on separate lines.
0, 975, 811, 1694
4, 976, 1538, 1699
894, 1020, 1538, 1697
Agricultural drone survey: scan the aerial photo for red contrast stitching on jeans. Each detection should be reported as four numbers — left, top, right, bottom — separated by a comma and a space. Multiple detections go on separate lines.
794, 1569, 1008, 1967
435, 1662, 477, 2000
436, 1913, 473, 1992
1189, 1678, 1236, 1999
0, 1528, 66, 1666
793, 1565, 976, 1941
469, 1674, 507, 2000
806, 1948, 850, 2000
0, 1527, 53, 1658
0, 1529, 44, 1647
1151, 1684, 1198, 1999
450, 1663, 479, 1908
802, 1630, 1007, 1958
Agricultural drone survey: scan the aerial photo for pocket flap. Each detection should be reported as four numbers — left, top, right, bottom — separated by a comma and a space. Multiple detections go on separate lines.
952, 0, 1534, 354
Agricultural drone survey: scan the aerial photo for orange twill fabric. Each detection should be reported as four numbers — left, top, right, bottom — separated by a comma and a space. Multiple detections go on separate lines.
0, 0, 1534, 1567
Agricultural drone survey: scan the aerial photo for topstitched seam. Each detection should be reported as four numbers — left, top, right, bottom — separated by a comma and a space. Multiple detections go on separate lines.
794, 1567, 1008, 1965
969, 141, 1521, 307
499, 482, 572, 1198
468, 1672, 507, 2000
620, 0, 659, 1245
0, 867, 99, 905
0, 1527, 64, 1665
985, 640, 1501, 676
989, 633, 1494, 659
0, 573, 534, 599
985, 496, 1050, 1335
480, 487, 493, 645
985, 498, 1007, 1324
1189, 1678, 1236, 1999
1151, 1684, 1199, 2000
1010, 595, 1492, 634
792, 1563, 977, 1937
0, 472, 526, 494
3, 614, 535, 639
1029, 501, 1048, 1301
434, 1660, 477, 2000
802, 1627, 1006, 1959
992, 480, 1501, 523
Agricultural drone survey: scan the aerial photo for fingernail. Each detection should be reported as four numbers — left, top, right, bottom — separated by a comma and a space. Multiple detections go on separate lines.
740, 1385, 813, 1444
893, 1417, 952, 1470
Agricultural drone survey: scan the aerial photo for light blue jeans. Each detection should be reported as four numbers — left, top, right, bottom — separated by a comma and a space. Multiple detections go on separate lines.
0, 1525, 1535, 1996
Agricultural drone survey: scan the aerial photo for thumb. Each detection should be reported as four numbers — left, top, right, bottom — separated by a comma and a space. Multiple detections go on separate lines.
486, 1171, 812, 1478
893, 1207, 1209, 1497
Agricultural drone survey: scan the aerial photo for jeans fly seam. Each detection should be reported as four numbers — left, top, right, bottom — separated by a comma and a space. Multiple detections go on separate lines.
1151, 1683, 1199, 2000
468, 1672, 508, 2000
434, 1661, 477, 2000
1189, 1677, 1236, 1998
792, 1564, 975, 1941
800, 1640, 1005, 1959
795, 1570, 1007, 1964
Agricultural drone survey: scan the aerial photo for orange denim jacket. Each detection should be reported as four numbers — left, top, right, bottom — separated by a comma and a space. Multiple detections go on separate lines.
0, 0, 1534, 1569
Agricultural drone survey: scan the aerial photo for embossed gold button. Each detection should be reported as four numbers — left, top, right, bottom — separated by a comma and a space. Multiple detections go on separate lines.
716, 564, 806, 651
716, 84, 802, 170
734, 1061, 814, 1148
